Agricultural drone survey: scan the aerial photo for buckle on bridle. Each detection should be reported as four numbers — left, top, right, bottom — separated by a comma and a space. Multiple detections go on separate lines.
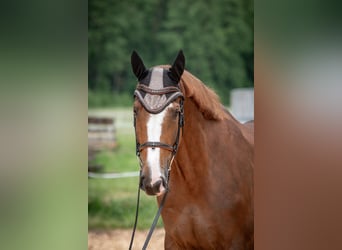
150, 142, 157, 149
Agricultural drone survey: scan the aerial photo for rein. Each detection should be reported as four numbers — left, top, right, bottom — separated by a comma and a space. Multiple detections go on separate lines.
129, 85, 184, 250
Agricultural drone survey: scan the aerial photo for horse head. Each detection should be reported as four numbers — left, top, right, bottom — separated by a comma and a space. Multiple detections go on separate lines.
131, 50, 185, 196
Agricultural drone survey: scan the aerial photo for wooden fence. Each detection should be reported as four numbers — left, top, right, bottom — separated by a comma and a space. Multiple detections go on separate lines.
88, 116, 117, 171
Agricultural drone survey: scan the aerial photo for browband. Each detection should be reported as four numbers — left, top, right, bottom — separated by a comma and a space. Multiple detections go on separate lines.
134, 83, 184, 114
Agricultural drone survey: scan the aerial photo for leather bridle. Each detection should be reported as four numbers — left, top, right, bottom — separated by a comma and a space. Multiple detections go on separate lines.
129, 84, 184, 250
133, 84, 184, 165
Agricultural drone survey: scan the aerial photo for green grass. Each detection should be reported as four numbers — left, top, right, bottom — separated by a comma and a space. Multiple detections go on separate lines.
88, 108, 163, 229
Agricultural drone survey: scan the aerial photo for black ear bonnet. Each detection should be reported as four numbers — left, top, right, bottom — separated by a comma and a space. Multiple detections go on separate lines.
131, 51, 185, 113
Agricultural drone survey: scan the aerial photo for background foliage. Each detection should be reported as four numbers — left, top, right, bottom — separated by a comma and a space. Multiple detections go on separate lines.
88, 0, 254, 230
89, 0, 253, 106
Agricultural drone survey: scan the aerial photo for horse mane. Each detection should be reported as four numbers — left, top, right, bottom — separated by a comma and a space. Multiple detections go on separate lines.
157, 65, 229, 121
180, 69, 231, 121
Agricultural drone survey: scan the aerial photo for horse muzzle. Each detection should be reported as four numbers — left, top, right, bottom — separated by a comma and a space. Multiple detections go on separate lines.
140, 175, 167, 196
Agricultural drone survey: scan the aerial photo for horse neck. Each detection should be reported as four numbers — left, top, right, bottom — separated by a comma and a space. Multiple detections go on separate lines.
173, 99, 215, 187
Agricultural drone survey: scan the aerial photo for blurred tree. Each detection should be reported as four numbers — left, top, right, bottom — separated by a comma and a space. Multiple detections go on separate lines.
88, 0, 253, 106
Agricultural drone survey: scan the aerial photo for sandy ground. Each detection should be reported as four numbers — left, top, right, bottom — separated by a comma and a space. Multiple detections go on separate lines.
88, 228, 165, 250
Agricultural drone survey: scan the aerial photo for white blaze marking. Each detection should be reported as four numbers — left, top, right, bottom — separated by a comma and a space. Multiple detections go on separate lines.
146, 103, 173, 184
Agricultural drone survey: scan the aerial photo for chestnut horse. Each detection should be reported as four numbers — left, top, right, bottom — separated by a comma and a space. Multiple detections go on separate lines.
132, 51, 254, 249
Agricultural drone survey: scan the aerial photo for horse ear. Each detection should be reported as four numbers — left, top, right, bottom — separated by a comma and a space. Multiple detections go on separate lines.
131, 50, 147, 80
169, 50, 185, 83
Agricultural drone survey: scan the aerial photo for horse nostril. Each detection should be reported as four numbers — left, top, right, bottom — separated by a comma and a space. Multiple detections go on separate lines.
153, 180, 162, 193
